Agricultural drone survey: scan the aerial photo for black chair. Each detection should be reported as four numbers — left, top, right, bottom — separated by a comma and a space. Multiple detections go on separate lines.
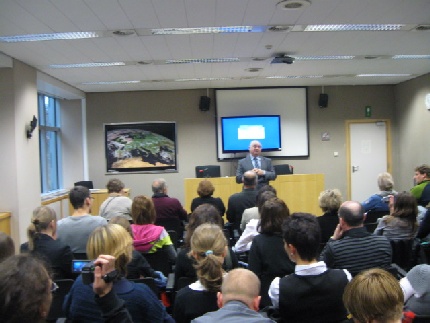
167, 230, 179, 250
46, 279, 74, 322
143, 248, 174, 277
390, 239, 415, 271
419, 242, 430, 264
129, 277, 159, 296
273, 164, 293, 175
73, 252, 88, 260
414, 315, 430, 323
74, 180, 94, 189
155, 217, 184, 247
175, 276, 195, 292
365, 210, 388, 224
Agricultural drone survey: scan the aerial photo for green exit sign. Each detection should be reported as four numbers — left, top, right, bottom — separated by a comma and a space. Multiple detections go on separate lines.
365, 106, 371, 117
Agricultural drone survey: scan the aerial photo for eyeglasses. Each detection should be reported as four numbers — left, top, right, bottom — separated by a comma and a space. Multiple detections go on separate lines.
51, 281, 59, 293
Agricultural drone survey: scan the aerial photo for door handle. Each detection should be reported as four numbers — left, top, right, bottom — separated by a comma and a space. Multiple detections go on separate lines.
352, 166, 359, 173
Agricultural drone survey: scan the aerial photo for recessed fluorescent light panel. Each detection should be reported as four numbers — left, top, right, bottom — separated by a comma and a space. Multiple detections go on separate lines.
392, 55, 430, 59
266, 75, 323, 79
304, 24, 404, 32
357, 74, 411, 77
293, 55, 355, 60
0, 31, 101, 43
49, 62, 125, 68
151, 26, 264, 35
82, 80, 140, 85
165, 58, 240, 64
175, 77, 232, 82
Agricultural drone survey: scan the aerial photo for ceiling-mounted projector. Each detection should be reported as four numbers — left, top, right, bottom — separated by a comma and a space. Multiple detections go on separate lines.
271, 55, 295, 64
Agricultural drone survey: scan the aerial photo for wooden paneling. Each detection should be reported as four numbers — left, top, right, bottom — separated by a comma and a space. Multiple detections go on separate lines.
0, 212, 11, 235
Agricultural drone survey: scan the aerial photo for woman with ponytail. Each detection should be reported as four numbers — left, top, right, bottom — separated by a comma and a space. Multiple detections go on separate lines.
20, 206, 74, 279
173, 223, 227, 323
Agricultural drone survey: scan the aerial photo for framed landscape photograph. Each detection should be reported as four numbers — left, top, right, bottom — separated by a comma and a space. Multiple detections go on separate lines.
104, 121, 177, 173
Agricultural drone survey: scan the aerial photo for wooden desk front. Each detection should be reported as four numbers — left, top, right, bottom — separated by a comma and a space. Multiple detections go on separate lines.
0, 212, 11, 235
184, 174, 324, 216
68, 189, 130, 216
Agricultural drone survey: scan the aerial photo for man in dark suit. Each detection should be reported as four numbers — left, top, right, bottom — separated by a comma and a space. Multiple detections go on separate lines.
236, 140, 276, 190
227, 171, 257, 231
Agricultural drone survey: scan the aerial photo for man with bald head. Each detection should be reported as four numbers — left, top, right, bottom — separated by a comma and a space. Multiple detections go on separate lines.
319, 200, 392, 276
227, 171, 258, 231
236, 140, 277, 190
192, 268, 274, 322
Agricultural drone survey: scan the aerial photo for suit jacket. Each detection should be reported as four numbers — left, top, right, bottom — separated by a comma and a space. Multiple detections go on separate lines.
226, 188, 257, 230
236, 155, 276, 188
192, 300, 274, 323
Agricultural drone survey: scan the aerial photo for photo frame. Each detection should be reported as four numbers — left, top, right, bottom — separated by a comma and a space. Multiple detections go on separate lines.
104, 121, 177, 173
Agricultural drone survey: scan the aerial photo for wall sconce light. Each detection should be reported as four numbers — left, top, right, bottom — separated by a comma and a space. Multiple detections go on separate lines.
26, 115, 38, 139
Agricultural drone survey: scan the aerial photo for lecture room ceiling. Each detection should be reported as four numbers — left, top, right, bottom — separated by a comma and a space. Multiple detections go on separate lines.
0, 0, 429, 93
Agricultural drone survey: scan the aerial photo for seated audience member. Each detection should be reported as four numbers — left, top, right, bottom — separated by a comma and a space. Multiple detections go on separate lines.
63, 223, 171, 322
175, 204, 237, 290
400, 264, 430, 316
57, 186, 107, 254
374, 192, 418, 240
226, 170, 258, 231
130, 195, 176, 263
174, 224, 227, 323
152, 178, 188, 222
317, 188, 343, 243
0, 232, 15, 262
248, 197, 294, 309
109, 216, 166, 287
20, 206, 74, 279
416, 207, 430, 240
269, 213, 350, 323
320, 201, 392, 276
234, 191, 277, 253
99, 178, 132, 221
343, 268, 404, 323
192, 268, 274, 323
411, 164, 430, 208
362, 172, 397, 213
191, 180, 226, 217
0, 254, 54, 322
240, 185, 277, 232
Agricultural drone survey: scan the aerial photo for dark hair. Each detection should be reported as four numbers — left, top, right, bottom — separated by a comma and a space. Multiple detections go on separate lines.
0, 232, 15, 262
338, 201, 365, 226
185, 204, 223, 247
389, 191, 418, 230
197, 180, 215, 198
131, 195, 156, 225
282, 213, 321, 261
258, 197, 290, 234
69, 185, 90, 209
256, 185, 277, 200
415, 164, 430, 177
106, 178, 125, 193
0, 254, 51, 322
257, 191, 276, 214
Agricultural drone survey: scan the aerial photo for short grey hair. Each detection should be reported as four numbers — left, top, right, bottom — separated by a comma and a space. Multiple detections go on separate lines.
152, 178, 167, 194
377, 172, 394, 191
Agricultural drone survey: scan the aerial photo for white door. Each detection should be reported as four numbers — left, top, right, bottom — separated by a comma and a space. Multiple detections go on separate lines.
348, 121, 390, 201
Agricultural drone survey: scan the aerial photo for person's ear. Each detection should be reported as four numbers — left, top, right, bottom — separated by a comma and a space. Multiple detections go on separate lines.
217, 292, 223, 308
252, 296, 261, 311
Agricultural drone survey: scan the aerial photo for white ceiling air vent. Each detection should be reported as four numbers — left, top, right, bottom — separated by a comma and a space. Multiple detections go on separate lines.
414, 25, 430, 31
268, 25, 293, 32
111, 29, 136, 36
246, 68, 263, 72
276, 0, 311, 10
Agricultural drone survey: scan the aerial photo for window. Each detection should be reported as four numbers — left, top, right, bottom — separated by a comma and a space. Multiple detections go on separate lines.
38, 94, 62, 193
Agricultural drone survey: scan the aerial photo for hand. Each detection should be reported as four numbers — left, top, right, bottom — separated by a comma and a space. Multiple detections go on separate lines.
332, 224, 343, 240
93, 254, 116, 297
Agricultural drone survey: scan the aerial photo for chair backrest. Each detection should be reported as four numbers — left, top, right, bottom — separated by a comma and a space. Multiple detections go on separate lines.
155, 217, 184, 247
73, 252, 88, 260
129, 277, 159, 296
413, 315, 430, 323
390, 239, 414, 271
273, 164, 293, 175
46, 279, 74, 321
167, 230, 179, 249
73, 180, 94, 189
364, 210, 389, 223
175, 276, 195, 292
195, 165, 221, 178
420, 242, 430, 264
142, 248, 173, 276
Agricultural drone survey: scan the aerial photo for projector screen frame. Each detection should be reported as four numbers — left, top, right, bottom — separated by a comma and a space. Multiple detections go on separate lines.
215, 87, 309, 160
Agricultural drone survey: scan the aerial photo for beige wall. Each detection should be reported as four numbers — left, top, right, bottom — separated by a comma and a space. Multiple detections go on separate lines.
86, 85, 397, 205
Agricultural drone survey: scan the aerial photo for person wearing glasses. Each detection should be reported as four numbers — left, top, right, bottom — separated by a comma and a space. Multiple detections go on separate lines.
57, 186, 107, 255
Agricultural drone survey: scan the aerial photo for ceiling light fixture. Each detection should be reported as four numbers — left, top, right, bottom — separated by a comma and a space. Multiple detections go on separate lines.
293, 55, 355, 60
151, 26, 264, 35
276, 0, 311, 10
165, 58, 240, 64
304, 24, 404, 32
357, 74, 411, 77
392, 55, 430, 59
49, 62, 125, 68
0, 31, 101, 43
82, 80, 140, 85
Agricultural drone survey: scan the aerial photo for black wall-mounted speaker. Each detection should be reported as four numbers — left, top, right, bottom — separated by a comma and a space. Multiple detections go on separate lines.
199, 96, 211, 111
319, 93, 328, 108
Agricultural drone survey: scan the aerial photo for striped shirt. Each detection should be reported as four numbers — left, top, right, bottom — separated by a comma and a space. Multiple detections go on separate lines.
320, 227, 392, 276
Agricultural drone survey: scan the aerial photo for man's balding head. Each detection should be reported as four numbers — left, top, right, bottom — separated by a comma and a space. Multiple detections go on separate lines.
338, 200, 365, 227
218, 268, 261, 310
243, 170, 257, 187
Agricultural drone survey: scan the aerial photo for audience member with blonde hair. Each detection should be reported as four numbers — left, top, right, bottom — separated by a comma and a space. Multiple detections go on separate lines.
175, 204, 237, 290
174, 224, 227, 323
374, 191, 418, 240
343, 268, 404, 323
20, 206, 73, 279
0, 232, 15, 263
193, 268, 273, 322
130, 195, 176, 263
191, 179, 226, 217
99, 178, 132, 220
63, 223, 171, 322
317, 188, 343, 243
362, 172, 397, 213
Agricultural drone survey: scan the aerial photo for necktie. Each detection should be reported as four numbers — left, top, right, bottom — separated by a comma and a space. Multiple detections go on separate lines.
253, 157, 260, 169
